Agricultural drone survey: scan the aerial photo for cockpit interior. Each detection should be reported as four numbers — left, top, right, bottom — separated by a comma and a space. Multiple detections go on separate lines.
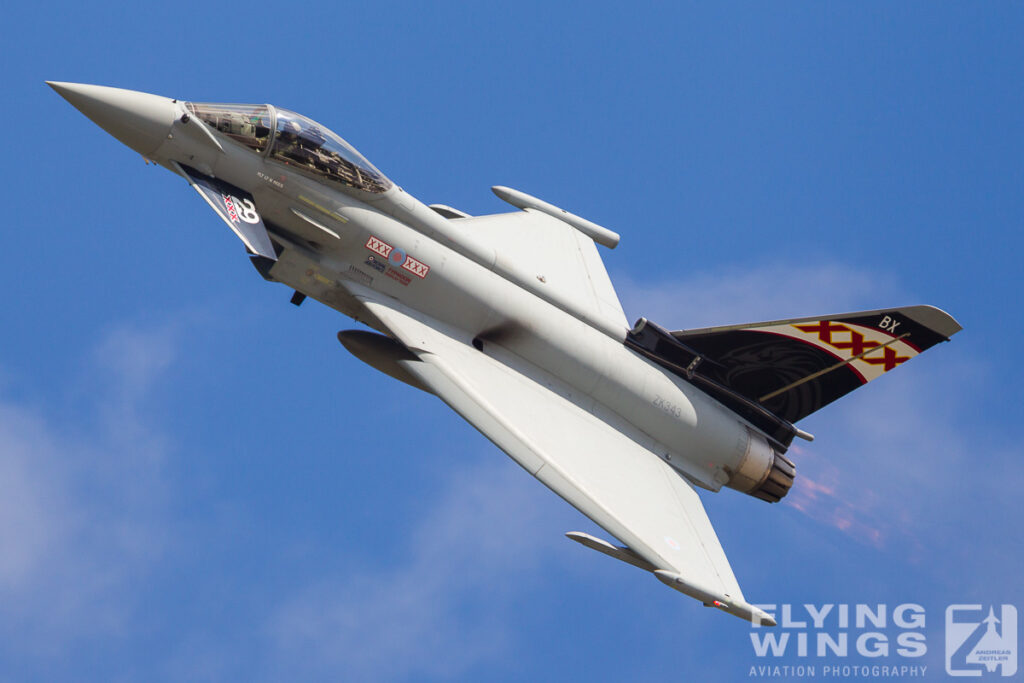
187, 102, 391, 194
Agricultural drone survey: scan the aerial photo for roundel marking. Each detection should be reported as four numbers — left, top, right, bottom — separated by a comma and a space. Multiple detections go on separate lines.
389, 248, 407, 266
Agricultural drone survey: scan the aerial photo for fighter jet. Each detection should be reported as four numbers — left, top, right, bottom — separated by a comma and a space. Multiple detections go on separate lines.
49, 82, 961, 625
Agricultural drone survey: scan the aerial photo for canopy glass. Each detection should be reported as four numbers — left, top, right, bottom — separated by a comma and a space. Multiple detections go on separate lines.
187, 103, 391, 194
270, 108, 390, 194
187, 103, 273, 153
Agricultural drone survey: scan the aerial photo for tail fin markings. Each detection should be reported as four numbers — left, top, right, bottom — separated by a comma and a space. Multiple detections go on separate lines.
627, 306, 961, 446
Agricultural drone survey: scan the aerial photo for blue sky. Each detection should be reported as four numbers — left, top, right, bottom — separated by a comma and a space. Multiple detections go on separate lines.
2, 2, 1022, 680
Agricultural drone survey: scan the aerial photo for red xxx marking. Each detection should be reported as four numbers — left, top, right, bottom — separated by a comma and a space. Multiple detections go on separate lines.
794, 322, 909, 371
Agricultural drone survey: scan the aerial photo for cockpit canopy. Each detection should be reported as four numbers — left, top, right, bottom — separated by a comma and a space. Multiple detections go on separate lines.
187, 103, 273, 153
271, 108, 390, 193
186, 102, 391, 194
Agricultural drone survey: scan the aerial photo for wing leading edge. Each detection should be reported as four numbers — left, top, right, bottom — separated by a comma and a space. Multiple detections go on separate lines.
350, 291, 774, 625
450, 209, 629, 331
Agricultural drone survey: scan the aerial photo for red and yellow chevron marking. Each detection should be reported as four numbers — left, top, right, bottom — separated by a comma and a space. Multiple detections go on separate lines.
793, 322, 910, 371
747, 320, 918, 382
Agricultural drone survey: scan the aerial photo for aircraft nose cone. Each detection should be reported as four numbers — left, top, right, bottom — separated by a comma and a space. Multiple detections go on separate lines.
47, 81, 177, 157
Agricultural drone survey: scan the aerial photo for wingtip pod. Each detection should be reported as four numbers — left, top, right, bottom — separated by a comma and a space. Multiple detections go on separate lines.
491, 185, 620, 248
565, 532, 775, 624
565, 531, 658, 572
653, 570, 776, 626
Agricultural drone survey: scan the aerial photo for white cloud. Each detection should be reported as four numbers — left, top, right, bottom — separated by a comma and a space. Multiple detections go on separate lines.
0, 405, 69, 590
267, 459, 563, 681
798, 354, 1024, 597
0, 314, 580, 680
93, 322, 178, 400
0, 323, 177, 651
614, 262, 904, 330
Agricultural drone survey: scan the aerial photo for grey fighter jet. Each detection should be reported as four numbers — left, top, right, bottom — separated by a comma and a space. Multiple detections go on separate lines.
50, 82, 961, 625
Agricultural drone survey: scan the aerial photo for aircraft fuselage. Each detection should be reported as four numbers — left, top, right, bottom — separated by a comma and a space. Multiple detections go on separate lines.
53, 83, 784, 506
